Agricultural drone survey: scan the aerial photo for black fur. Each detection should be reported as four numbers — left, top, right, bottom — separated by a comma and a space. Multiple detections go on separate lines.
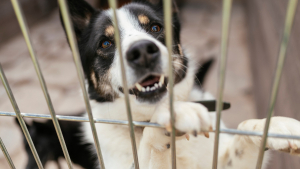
16, 1, 215, 168
195, 58, 214, 86
61, 0, 184, 103
15, 118, 98, 169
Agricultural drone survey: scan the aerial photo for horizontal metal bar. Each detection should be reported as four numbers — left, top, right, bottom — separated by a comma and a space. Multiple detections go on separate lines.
0, 65, 44, 169
107, 0, 139, 168
57, 0, 105, 168
0, 137, 16, 169
1, 111, 300, 140
256, 0, 299, 168
0, 111, 163, 128
9, 0, 73, 167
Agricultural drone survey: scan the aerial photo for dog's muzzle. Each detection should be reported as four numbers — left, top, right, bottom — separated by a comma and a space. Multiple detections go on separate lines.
121, 40, 168, 103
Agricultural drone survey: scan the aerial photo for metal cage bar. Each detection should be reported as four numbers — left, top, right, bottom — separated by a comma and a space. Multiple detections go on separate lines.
0, 65, 44, 169
0, 137, 16, 169
57, 0, 106, 168
107, 1, 140, 168
212, 0, 232, 168
9, 0, 74, 168
0, 0, 300, 169
256, 0, 299, 168
2, 111, 300, 140
163, 0, 177, 168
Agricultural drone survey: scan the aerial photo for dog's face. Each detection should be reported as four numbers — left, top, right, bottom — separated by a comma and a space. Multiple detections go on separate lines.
64, 0, 187, 104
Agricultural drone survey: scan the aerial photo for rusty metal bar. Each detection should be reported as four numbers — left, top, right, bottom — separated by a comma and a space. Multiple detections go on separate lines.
256, 0, 299, 168
0, 137, 16, 169
0, 65, 44, 169
10, 0, 74, 168
107, 0, 140, 168
163, 0, 177, 168
212, 0, 233, 168
58, 0, 105, 168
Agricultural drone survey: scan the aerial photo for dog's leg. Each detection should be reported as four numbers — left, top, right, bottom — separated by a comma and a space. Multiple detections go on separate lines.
238, 117, 300, 155
139, 101, 212, 169
139, 126, 172, 169
219, 116, 300, 169
149, 147, 171, 169
218, 134, 270, 169
138, 135, 152, 168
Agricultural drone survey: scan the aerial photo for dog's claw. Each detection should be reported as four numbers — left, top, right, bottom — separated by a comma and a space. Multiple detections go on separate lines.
209, 126, 213, 132
203, 132, 209, 138
193, 130, 197, 137
185, 134, 190, 141
165, 123, 172, 132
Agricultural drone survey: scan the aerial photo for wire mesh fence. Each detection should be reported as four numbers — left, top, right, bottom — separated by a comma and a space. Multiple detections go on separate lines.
0, 0, 299, 169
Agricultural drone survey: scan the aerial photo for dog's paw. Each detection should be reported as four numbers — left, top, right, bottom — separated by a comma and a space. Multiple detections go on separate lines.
153, 101, 212, 138
238, 116, 300, 156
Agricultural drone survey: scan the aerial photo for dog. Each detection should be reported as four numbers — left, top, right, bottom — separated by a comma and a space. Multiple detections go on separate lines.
59, 0, 300, 168
15, 117, 97, 169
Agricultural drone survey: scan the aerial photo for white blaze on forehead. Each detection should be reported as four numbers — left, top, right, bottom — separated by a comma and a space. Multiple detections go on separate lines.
105, 8, 169, 91
105, 8, 146, 37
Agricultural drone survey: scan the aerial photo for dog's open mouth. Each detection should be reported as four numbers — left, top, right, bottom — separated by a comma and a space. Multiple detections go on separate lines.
119, 74, 168, 102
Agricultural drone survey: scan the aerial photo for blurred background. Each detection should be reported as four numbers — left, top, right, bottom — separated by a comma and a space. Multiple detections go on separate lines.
0, 0, 300, 168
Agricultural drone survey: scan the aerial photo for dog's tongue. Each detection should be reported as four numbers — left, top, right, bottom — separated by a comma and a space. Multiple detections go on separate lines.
140, 76, 160, 87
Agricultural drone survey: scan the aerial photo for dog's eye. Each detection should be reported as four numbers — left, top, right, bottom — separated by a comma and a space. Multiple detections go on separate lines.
151, 25, 161, 32
101, 40, 112, 48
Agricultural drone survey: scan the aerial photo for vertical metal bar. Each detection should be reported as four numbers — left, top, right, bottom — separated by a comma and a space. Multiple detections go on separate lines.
0, 137, 16, 169
107, 0, 139, 168
212, 0, 232, 168
256, 0, 298, 168
58, 0, 105, 168
0, 65, 44, 169
163, 0, 176, 168
9, 0, 74, 168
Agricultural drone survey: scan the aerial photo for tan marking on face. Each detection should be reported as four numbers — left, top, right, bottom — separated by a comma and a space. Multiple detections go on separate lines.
96, 69, 119, 100
105, 26, 115, 37
173, 57, 183, 72
178, 44, 183, 57
91, 71, 97, 89
138, 15, 150, 25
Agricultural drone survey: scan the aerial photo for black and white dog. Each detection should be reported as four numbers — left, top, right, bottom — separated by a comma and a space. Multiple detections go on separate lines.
15, 116, 97, 169
20, 0, 300, 168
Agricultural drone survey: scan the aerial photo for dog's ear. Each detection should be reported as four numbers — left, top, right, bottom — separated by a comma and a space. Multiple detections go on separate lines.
61, 0, 96, 41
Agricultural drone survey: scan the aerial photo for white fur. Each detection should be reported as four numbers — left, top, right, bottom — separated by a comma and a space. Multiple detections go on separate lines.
106, 8, 169, 91
82, 7, 300, 169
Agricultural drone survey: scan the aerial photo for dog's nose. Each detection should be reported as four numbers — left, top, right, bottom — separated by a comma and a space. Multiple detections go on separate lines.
126, 40, 160, 68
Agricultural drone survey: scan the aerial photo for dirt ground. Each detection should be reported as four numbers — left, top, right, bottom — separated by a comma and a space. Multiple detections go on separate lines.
0, 2, 256, 169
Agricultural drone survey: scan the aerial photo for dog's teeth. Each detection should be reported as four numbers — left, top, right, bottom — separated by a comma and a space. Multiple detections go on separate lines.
135, 83, 143, 91
154, 83, 159, 88
159, 75, 165, 84
146, 86, 150, 91
158, 82, 162, 87
151, 87, 155, 91
141, 87, 146, 92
